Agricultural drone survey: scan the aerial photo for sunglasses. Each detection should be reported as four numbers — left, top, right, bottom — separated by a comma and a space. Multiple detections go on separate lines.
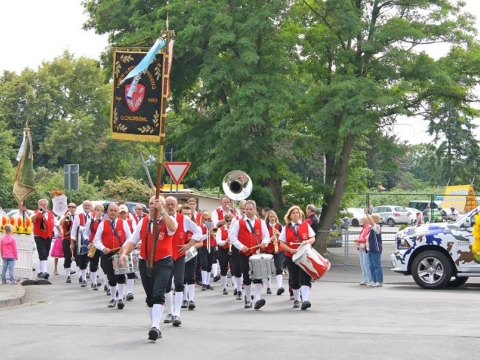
68, 206, 76, 208
225, 220, 232, 223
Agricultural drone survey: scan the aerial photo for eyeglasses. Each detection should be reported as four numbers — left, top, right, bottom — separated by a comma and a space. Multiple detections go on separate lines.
225, 220, 232, 223
68, 206, 76, 208
203, 218, 211, 221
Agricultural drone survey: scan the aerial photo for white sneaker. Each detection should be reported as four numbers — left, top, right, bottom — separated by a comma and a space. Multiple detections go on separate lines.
359, 282, 367, 286
372, 282, 383, 287
366, 282, 374, 286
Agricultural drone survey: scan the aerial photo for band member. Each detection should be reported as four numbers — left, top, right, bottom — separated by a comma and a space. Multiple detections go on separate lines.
230, 200, 270, 310
187, 198, 202, 224
60, 203, 77, 283
71, 200, 93, 287
119, 196, 177, 341
199, 211, 217, 291
212, 196, 238, 228
278, 205, 316, 310
84, 204, 104, 291
93, 203, 132, 310
215, 213, 234, 295
133, 204, 146, 224
229, 199, 246, 294
264, 210, 284, 295
163, 197, 202, 326
31, 198, 57, 279
118, 205, 136, 300
180, 205, 202, 310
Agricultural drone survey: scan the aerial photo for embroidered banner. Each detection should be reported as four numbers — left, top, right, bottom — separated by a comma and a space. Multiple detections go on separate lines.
111, 50, 164, 142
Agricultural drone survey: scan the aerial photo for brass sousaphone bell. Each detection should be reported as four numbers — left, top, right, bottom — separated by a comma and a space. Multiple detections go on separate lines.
222, 170, 253, 201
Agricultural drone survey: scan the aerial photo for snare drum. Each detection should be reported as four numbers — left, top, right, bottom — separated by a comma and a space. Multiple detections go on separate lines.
185, 247, 198, 263
249, 254, 275, 280
292, 243, 330, 280
112, 251, 139, 275
77, 225, 89, 255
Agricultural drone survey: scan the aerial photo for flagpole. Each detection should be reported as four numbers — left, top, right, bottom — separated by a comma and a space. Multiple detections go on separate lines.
148, 29, 174, 276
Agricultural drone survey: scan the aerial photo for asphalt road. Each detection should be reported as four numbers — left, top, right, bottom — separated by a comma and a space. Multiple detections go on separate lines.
1, 258, 480, 359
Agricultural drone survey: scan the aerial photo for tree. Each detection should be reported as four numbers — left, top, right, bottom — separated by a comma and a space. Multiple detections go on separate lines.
293, 0, 480, 252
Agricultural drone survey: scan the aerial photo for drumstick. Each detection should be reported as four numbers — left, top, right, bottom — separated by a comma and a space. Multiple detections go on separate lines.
248, 244, 262, 250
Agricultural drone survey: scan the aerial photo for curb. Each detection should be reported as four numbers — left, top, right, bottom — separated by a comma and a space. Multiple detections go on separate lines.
0, 286, 27, 309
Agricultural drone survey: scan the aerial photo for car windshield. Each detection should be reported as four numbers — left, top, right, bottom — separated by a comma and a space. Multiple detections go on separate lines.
394, 207, 407, 212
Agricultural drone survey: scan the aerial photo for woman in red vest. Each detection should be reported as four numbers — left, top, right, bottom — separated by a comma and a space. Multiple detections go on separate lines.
215, 213, 234, 295
264, 210, 284, 296
278, 205, 316, 311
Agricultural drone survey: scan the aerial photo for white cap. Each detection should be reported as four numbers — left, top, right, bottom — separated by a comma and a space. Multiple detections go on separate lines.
119, 205, 129, 213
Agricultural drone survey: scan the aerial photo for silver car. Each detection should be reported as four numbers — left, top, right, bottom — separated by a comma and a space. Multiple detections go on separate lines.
372, 205, 410, 227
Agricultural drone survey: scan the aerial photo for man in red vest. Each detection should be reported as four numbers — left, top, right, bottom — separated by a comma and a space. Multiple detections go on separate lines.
230, 200, 270, 310
31, 198, 58, 279
119, 196, 177, 342
93, 203, 132, 310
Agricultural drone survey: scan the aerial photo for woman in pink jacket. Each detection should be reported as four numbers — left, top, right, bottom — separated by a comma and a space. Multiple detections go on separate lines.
1, 224, 19, 284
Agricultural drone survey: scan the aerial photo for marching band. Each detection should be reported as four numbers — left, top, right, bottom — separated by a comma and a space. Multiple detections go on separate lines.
20, 171, 330, 343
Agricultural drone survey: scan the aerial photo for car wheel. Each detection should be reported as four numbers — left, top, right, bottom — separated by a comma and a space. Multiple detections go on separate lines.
411, 251, 452, 289
386, 218, 396, 227
351, 219, 359, 227
446, 277, 468, 288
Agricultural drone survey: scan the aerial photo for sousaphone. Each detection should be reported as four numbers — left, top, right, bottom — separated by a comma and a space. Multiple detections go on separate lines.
222, 170, 253, 201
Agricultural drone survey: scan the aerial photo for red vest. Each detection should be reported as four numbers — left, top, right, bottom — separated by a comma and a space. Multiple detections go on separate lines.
201, 224, 216, 248
134, 213, 144, 224
139, 217, 173, 262
194, 212, 202, 224
219, 226, 229, 250
284, 222, 310, 258
126, 218, 134, 233
89, 219, 102, 242
172, 213, 186, 261
265, 223, 283, 254
237, 218, 262, 251
101, 219, 127, 249
33, 210, 55, 239
216, 207, 237, 221
62, 214, 73, 240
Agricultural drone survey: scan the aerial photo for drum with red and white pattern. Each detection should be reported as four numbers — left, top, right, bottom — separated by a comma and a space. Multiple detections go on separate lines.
292, 243, 330, 280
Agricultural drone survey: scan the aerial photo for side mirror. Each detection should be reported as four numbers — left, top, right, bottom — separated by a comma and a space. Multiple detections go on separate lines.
464, 218, 472, 227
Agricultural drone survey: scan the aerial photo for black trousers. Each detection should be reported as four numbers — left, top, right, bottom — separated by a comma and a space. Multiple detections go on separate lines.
78, 253, 89, 271
217, 248, 232, 277
231, 246, 241, 278
184, 256, 197, 285
285, 256, 311, 289
139, 257, 173, 307
62, 239, 75, 268
101, 253, 126, 287
89, 249, 101, 273
239, 252, 262, 285
199, 246, 216, 273
264, 251, 284, 276
166, 256, 186, 293
34, 236, 52, 261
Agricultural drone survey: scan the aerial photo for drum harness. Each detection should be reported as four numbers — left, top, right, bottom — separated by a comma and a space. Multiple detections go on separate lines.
108, 220, 125, 258
288, 223, 302, 245
246, 219, 260, 254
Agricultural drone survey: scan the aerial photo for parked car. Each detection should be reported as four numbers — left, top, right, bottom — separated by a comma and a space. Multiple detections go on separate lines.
391, 206, 478, 289
345, 207, 365, 227
6, 209, 35, 218
75, 200, 149, 216
405, 207, 422, 225
372, 205, 410, 227
326, 231, 343, 248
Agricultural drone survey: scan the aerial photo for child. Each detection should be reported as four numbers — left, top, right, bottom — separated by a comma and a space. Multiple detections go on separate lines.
1, 224, 18, 284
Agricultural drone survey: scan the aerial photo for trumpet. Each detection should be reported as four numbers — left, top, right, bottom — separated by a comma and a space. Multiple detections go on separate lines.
228, 239, 232, 255
271, 224, 279, 254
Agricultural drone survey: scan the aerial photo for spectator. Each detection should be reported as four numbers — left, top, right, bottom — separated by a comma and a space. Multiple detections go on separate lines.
438, 207, 447, 221
366, 213, 383, 287
356, 215, 372, 286
422, 206, 430, 223
449, 207, 459, 221
1, 224, 18, 284
305, 204, 319, 234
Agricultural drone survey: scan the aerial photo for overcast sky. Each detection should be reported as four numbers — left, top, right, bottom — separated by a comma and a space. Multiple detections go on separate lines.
1, 0, 479, 144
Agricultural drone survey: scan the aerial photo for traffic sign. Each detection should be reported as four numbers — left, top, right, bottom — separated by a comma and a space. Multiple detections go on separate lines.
164, 162, 191, 185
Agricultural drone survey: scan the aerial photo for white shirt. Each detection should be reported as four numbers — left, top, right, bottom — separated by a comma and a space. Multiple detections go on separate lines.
71, 212, 92, 241
229, 216, 270, 250
93, 218, 132, 251
125, 215, 177, 247
216, 225, 231, 246
212, 206, 237, 227
175, 213, 202, 241
278, 221, 315, 243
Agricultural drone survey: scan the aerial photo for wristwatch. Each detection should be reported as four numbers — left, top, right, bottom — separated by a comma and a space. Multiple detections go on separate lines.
160, 210, 166, 215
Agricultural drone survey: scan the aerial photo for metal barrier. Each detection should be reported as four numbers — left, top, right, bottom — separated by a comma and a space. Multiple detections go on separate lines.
0, 234, 34, 281
319, 228, 397, 269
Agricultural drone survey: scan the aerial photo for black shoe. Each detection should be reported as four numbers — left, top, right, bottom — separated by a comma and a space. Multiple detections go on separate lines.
37, 272, 45, 279
164, 314, 173, 323
254, 299, 266, 310
277, 287, 285, 296
213, 275, 220, 282
293, 300, 300, 309
188, 301, 195, 310
108, 299, 116, 308
86, 273, 90, 279
106, 289, 111, 296
79, 276, 83, 283
66, 276, 71, 283
70, 271, 76, 275
266, 288, 272, 294
91, 282, 101, 288
104, 284, 108, 292
206, 284, 214, 290
43, 272, 49, 280
301, 301, 311, 310
126, 293, 134, 301
236, 291, 243, 300
201, 285, 206, 291
92, 284, 98, 291
181, 300, 188, 309
173, 315, 181, 327
81, 280, 87, 288
117, 300, 125, 310
244, 301, 252, 309
233, 288, 238, 296
223, 288, 228, 295
148, 327, 160, 341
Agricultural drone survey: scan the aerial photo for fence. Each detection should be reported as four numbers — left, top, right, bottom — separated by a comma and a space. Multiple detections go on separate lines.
317, 227, 397, 269
0, 234, 34, 281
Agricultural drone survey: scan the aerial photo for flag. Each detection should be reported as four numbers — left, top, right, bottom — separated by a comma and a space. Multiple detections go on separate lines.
166, 39, 175, 98
122, 37, 167, 83
12, 129, 35, 203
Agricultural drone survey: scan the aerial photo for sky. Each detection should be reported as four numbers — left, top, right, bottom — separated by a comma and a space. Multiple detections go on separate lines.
0, 0, 479, 145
